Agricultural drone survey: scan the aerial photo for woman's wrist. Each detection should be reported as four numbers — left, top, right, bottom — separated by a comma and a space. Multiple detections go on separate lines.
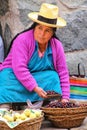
62, 94, 70, 101
61, 98, 69, 103
33, 86, 39, 92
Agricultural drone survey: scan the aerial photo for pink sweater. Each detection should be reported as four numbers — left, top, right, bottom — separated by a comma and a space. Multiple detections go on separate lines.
0, 29, 70, 99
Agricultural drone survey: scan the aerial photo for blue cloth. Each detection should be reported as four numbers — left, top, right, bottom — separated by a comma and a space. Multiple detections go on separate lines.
0, 42, 61, 103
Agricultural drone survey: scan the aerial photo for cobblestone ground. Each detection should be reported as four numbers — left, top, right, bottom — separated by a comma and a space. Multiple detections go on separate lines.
41, 117, 87, 130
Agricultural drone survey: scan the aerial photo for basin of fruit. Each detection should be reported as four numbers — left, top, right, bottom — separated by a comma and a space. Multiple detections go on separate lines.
41, 100, 87, 115
0, 108, 44, 130
41, 100, 87, 128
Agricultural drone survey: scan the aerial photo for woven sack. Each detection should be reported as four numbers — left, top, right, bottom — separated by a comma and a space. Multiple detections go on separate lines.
70, 63, 87, 101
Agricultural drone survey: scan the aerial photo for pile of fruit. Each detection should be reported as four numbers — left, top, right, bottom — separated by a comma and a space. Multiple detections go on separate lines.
0, 108, 42, 122
45, 100, 87, 108
46, 91, 59, 95
46, 91, 61, 99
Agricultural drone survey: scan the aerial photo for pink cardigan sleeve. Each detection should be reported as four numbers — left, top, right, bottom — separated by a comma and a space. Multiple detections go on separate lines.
11, 33, 38, 92
51, 38, 70, 100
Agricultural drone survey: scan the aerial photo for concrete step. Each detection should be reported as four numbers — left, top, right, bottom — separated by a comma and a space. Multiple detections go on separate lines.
41, 120, 52, 128
41, 119, 69, 130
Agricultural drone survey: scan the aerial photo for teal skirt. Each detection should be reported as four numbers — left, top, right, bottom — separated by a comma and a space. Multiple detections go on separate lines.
0, 68, 61, 103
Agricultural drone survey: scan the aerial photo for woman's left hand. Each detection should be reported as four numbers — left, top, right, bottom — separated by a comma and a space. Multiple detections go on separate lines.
61, 98, 69, 103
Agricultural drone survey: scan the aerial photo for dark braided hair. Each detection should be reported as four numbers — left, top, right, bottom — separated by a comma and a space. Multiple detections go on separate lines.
6, 22, 59, 56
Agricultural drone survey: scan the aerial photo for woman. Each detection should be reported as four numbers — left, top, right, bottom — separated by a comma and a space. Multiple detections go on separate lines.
0, 3, 70, 108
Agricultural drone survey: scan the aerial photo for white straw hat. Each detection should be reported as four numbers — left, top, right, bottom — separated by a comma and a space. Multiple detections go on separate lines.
28, 3, 67, 28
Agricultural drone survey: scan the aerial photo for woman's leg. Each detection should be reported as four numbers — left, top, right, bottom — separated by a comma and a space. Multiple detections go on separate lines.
0, 103, 12, 110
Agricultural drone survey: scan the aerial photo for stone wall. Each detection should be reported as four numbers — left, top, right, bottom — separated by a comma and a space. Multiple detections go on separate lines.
0, 0, 87, 75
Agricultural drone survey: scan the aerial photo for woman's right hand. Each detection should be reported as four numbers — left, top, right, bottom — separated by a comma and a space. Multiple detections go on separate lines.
33, 86, 47, 98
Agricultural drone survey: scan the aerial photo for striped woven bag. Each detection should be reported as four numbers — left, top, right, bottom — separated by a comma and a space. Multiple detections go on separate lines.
70, 63, 87, 101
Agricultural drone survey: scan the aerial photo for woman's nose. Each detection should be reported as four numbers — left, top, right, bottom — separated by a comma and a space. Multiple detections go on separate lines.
40, 30, 45, 36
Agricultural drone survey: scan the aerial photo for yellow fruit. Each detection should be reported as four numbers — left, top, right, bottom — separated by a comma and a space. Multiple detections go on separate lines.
3, 114, 10, 120
23, 109, 31, 117
35, 111, 41, 117
16, 118, 22, 122
20, 113, 27, 120
8, 116, 14, 122
14, 113, 21, 120
3, 114, 14, 122
30, 113, 36, 119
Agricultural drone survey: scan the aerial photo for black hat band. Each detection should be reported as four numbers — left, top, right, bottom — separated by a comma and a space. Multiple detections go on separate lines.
38, 15, 57, 25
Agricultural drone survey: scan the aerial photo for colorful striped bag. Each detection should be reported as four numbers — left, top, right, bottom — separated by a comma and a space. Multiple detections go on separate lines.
70, 63, 87, 102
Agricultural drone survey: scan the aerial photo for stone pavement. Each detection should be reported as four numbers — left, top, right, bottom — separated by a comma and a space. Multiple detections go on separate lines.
41, 117, 87, 130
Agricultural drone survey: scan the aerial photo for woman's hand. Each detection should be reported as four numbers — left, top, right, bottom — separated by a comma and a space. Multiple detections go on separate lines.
61, 98, 69, 103
33, 86, 47, 98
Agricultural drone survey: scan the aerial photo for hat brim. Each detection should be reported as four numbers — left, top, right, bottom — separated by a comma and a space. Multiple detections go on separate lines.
28, 12, 66, 28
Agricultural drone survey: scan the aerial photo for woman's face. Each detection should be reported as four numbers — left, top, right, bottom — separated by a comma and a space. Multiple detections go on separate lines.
34, 24, 54, 45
